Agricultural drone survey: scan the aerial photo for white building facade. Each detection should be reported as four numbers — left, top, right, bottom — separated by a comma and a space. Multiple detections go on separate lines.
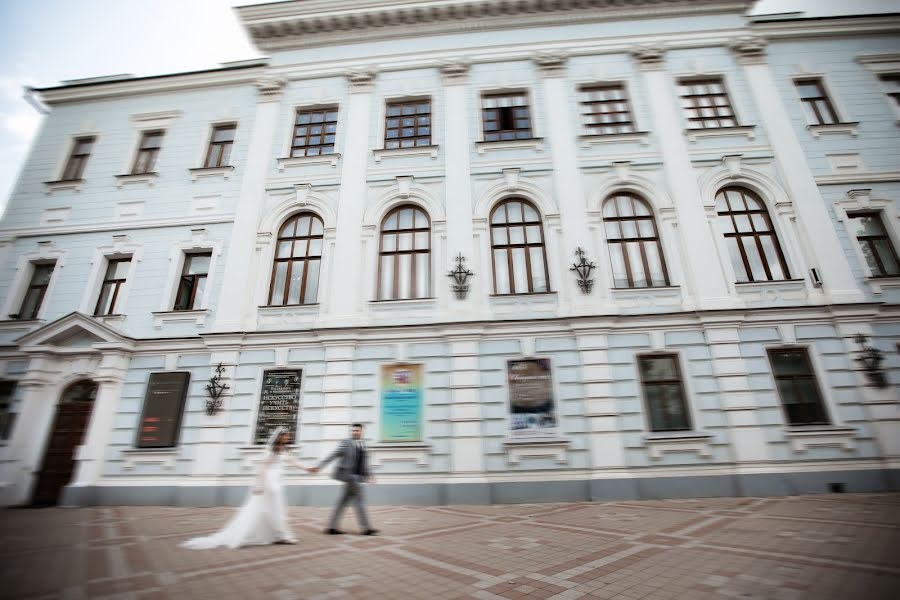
0, 0, 898, 507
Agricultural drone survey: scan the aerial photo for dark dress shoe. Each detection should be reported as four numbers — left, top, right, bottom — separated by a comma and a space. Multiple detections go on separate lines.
325, 528, 344, 535
363, 529, 380, 536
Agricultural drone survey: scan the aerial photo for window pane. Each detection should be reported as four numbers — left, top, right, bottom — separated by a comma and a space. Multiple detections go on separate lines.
414, 232, 429, 249
398, 254, 412, 299
740, 237, 767, 281
509, 226, 525, 245
771, 350, 810, 376
626, 242, 647, 287
849, 214, 884, 237
380, 255, 394, 300
609, 244, 628, 288
646, 383, 689, 430
303, 259, 320, 304
523, 204, 539, 221
398, 209, 413, 229
382, 234, 397, 252
874, 239, 900, 275
494, 249, 510, 294
529, 247, 547, 292
415, 253, 429, 298
760, 236, 786, 280
32, 265, 54, 285
645, 242, 666, 286
621, 218, 638, 238
414, 209, 428, 228
287, 262, 304, 305
526, 225, 542, 243
95, 284, 115, 316
277, 241, 292, 259
640, 356, 677, 381
511, 247, 528, 293
508, 201, 524, 223
185, 254, 210, 275
307, 238, 323, 256
192, 277, 206, 309
292, 240, 309, 258
493, 227, 507, 245
270, 262, 288, 305
398, 233, 413, 251
726, 237, 748, 281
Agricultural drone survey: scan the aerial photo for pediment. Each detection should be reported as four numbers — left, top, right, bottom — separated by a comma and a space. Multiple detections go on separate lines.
16, 312, 133, 351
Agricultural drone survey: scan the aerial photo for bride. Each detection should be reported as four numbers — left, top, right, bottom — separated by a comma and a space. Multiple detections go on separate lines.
182, 427, 308, 549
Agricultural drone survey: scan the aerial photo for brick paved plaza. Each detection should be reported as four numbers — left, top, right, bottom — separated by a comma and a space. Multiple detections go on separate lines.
2, 493, 899, 599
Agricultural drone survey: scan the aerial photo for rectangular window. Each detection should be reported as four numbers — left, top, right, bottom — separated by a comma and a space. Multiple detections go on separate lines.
579, 84, 636, 135
384, 100, 432, 149
203, 124, 236, 167
481, 93, 533, 141
290, 107, 338, 157
678, 78, 738, 129
94, 258, 131, 316
17, 262, 56, 320
638, 355, 691, 431
131, 130, 164, 174
848, 212, 900, 277
879, 74, 900, 108
768, 348, 830, 426
136, 372, 190, 448
0, 380, 18, 440
173, 252, 211, 311
61, 136, 95, 181
795, 78, 839, 125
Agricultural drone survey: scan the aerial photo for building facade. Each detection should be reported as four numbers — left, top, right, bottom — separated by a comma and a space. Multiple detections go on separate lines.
0, 0, 898, 507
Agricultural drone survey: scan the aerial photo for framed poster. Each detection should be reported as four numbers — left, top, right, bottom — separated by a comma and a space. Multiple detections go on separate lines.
380, 363, 423, 443
254, 369, 303, 444
136, 372, 191, 448
507, 358, 557, 438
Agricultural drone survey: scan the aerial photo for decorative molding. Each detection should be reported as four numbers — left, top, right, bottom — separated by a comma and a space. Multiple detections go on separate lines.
504, 439, 569, 465
579, 132, 650, 148
439, 60, 470, 84
151, 309, 210, 328
730, 35, 767, 65
807, 122, 860, 139
122, 449, 178, 470
255, 77, 286, 101
532, 51, 567, 77
643, 433, 714, 460
44, 179, 83, 194
815, 171, 900, 185
630, 44, 666, 71
475, 138, 544, 155
189, 165, 234, 181
277, 154, 341, 170
346, 69, 376, 92
370, 443, 431, 468
115, 172, 158, 188
257, 304, 321, 328
373, 145, 439, 163
685, 125, 755, 142
784, 427, 856, 453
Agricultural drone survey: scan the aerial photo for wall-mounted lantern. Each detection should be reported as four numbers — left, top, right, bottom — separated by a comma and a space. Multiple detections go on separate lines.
447, 253, 474, 299
205, 363, 229, 415
570, 247, 595, 294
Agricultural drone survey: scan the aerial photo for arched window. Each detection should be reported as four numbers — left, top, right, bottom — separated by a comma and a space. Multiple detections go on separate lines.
378, 205, 430, 300
715, 186, 789, 282
268, 213, 324, 306
602, 193, 669, 288
490, 199, 550, 294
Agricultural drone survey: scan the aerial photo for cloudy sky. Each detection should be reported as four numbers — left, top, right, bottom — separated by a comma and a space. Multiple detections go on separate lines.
0, 0, 896, 214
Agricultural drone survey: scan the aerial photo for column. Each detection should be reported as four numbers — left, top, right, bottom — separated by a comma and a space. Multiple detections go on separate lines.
731, 37, 864, 304
213, 77, 286, 332
632, 46, 735, 310
448, 335, 485, 473
188, 350, 238, 484
319, 341, 356, 442
441, 62, 480, 314
535, 54, 604, 310
326, 71, 376, 319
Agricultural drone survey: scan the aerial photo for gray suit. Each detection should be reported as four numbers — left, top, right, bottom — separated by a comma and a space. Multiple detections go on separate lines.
318, 438, 372, 530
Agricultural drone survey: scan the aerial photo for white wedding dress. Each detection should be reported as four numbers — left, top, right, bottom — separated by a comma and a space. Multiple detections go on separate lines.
182, 449, 305, 549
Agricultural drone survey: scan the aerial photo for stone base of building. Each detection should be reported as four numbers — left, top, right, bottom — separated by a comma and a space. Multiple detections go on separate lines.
60, 467, 899, 507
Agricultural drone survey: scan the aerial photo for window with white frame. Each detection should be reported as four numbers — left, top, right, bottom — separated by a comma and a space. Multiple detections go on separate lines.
481, 92, 533, 141
579, 84, 636, 135
94, 258, 131, 316
715, 186, 790, 283
768, 348, 830, 426
16, 262, 56, 320
637, 354, 691, 432
795, 78, 840, 125
848, 212, 900, 277
60, 136, 95, 181
602, 192, 669, 288
131, 130, 164, 174
173, 252, 211, 311
203, 124, 236, 168
678, 78, 738, 129
0, 380, 18, 441
878, 74, 900, 109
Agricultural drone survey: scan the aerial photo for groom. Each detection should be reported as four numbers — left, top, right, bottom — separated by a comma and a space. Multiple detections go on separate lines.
311, 423, 378, 536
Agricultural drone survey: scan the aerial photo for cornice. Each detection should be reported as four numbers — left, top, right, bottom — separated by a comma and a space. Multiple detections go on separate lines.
749, 14, 900, 40
237, 0, 753, 52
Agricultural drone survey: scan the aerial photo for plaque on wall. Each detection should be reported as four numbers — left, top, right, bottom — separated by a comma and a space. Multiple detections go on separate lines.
136, 372, 191, 448
254, 369, 302, 445
507, 358, 557, 438
380, 363, 423, 443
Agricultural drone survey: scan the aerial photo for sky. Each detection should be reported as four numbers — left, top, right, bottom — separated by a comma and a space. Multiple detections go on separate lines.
0, 0, 897, 214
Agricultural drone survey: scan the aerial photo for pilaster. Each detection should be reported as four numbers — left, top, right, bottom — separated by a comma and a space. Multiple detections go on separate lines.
577, 333, 627, 469
447, 336, 484, 473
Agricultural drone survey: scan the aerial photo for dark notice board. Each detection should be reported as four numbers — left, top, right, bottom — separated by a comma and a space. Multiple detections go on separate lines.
254, 369, 302, 444
136, 372, 191, 448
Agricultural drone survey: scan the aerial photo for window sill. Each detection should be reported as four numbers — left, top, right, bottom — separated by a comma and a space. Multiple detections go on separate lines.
115, 172, 158, 188
369, 298, 437, 312
579, 132, 650, 147
189, 165, 234, 181
151, 309, 209, 328
94, 314, 126, 327
808, 122, 859, 138
237, 445, 301, 470
864, 275, 900, 294
257, 304, 320, 327
611, 286, 682, 304
684, 125, 755, 142
643, 432, 713, 460
122, 448, 178, 470
373, 145, 439, 162
44, 179, 84, 194
0, 319, 42, 331
475, 138, 544, 155
503, 438, 569, 465
784, 426, 855, 453
370, 443, 431, 468
277, 154, 340, 170
489, 292, 557, 306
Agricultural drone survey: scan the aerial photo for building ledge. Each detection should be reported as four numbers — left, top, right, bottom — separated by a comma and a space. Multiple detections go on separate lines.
151, 309, 209, 328
94, 314, 126, 328
122, 448, 178, 470
277, 153, 340, 170
808, 122, 859, 139
369, 298, 436, 311
643, 432, 714, 460
189, 165, 234, 181
475, 138, 544, 155
685, 125, 756, 142
0, 319, 41, 332
373, 145, 439, 162
236, 445, 300, 470
257, 304, 320, 328
370, 443, 431, 468
864, 275, 900, 295
504, 438, 569, 464
44, 179, 84, 194
579, 132, 650, 148
784, 426, 856, 453
115, 172, 158, 188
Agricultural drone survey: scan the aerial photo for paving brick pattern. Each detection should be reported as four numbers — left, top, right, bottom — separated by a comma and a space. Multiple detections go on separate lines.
1, 494, 898, 599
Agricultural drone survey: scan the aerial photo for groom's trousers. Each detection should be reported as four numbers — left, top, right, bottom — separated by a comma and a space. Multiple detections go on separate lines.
328, 475, 371, 530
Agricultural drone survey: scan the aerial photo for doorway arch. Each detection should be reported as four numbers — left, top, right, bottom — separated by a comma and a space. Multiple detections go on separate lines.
31, 380, 98, 506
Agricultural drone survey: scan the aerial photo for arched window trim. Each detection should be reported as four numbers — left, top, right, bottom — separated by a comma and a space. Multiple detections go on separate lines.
601, 192, 670, 289
376, 204, 432, 301
489, 198, 551, 295
715, 186, 791, 283
268, 211, 325, 306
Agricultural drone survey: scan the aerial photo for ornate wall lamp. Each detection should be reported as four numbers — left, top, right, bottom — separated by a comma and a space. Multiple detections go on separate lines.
205, 363, 230, 415
447, 253, 474, 299
853, 334, 887, 388
570, 247, 595, 293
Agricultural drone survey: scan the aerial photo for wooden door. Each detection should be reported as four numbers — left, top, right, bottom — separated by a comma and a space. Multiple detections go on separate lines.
31, 381, 97, 506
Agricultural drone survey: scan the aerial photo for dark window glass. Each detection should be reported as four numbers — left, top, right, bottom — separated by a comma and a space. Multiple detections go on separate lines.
768, 349, 830, 426
204, 124, 236, 167
795, 78, 839, 125
490, 199, 549, 294
136, 372, 190, 448
173, 252, 211, 311
481, 93, 533, 141
268, 213, 324, 306
384, 100, 431, 149
848, 212, 900, 277
378, 206, 431, 300
61, 136, 95, 181
678, 78, 738, 129
603, 193, 669, 288
17, 263, 56, 320
879, 74, 900, 108
291, 107, 338, 157
94, 258, 131, 316
580, 85, 636, 135
131, 130, 164, 174
638, 355, 691, 431
0, 380, 17, 440
716, 186, 790, 283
